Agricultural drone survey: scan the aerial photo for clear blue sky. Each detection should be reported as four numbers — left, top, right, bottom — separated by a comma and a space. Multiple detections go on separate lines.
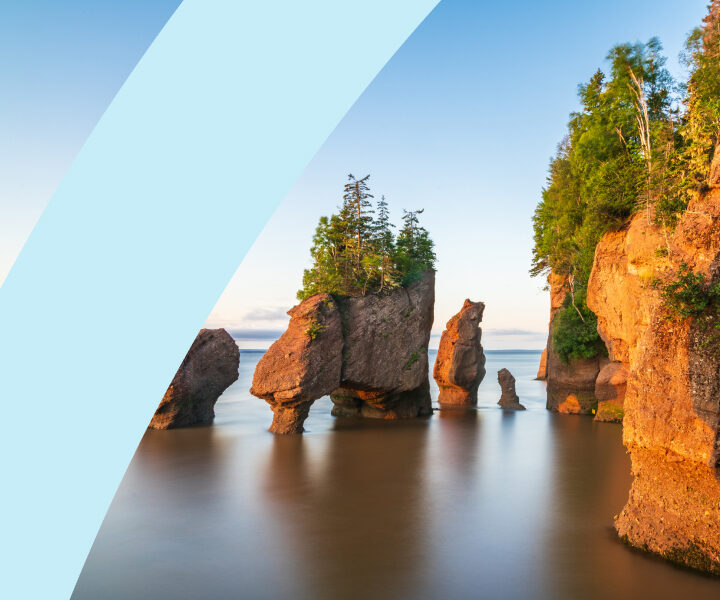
1, 0, 710, 349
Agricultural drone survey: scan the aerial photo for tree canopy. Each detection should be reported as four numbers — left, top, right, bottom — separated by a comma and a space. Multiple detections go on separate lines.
298, 174, 436, 300
531, 2, 720, 362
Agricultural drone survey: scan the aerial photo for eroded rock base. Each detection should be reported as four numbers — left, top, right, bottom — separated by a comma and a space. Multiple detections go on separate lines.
331, 378, 432, 420
616, 447, 720, 575
269, 403, 313, 435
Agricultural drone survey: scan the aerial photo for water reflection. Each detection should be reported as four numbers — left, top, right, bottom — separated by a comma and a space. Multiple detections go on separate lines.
72, 352, 720, 599
262, 420, 431, 600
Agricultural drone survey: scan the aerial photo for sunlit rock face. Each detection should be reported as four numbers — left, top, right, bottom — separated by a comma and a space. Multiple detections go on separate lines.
614, 188, 720, 574
250, 294, 343, 434
150, 328, 239, 429
497, 368, 525, 410
252, 272, 435, 433
535, 349, 548, 380
433, 299, 486, 406
586, 211, 669, 422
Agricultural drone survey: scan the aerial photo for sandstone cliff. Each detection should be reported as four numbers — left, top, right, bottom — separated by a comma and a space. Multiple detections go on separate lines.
613, 189, 720, 574
150, 328, 239, 429
432, 299, 486, 406
586, 212, 670, 422
543, 272, 603, 415
251, 271, 435, 433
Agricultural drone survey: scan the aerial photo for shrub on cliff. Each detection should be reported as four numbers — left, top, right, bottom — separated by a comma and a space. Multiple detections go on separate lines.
552, 289, 608, 363
298, 174, 436, 300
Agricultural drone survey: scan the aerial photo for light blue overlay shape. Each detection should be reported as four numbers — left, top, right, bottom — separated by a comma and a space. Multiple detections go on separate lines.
0, 1, 439, 597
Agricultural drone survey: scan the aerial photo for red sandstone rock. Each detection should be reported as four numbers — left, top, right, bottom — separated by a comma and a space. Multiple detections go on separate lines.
251, 272, 436, 432
433, 299, 486, 406
612, 188, 720, 574
535, 349, 547, 380
250, 294, 343, 434
150, 328, 239, 429
497, 368, 525, 410
587, 212, 668, 365
594, 361, 628, 423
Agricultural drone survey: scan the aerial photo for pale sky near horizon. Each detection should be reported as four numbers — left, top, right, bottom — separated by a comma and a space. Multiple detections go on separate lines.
1, 0, 710, 350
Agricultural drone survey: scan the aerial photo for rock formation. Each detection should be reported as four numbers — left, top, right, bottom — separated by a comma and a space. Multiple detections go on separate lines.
329, 272, 435, 419
251, 271, 435, 433
149, 328, 239, 429
543, 272, 603, 415
432, 299, 486, 406
613, 187, 720, 574
497, 368, 525, 410
585, 211, 669, 422
250, 294, 343, 434
535, 349, 547, 380
593, 361, 629, 422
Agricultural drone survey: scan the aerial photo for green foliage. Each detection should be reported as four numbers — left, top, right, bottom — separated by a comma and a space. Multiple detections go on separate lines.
532, 10, 720, 361
655, 262, 720, 322
678, 2, 720, 191
305, 319, 325, 340
404, 348, 425, 370
551, 289, 608, 363
298, 175, 435, 300
531, 39, 678, 284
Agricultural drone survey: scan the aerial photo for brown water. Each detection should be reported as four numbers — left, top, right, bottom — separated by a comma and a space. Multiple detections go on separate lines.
73, 351, 720, 599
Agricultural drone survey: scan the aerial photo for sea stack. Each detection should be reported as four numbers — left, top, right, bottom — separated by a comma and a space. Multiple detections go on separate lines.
433, 299, 486, 406
149, 328, 239, 429
251, 271, 435, 433
250, 294, 343, 434
497, 368, 525, 410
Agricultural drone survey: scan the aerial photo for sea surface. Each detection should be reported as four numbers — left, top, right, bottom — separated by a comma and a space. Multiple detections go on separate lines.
73, 350, 720, 599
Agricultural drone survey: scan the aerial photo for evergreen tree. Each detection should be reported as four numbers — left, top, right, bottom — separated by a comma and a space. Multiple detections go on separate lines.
370, 195, 399, 291
531, 39, 677, 361
340, 174, 375, 276
679, 0, 720, 190
396, 209, 436, 285
298, 176, 435, 299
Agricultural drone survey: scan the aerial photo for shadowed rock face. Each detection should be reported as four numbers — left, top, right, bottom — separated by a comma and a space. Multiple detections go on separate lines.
150, 328, 239, 429
497, 368, 525, 410
433, 299, 486, 406
250, 294, 343, 434
330, 271, 435, 418
613, 188, 720, 574
252, 272, 435, 433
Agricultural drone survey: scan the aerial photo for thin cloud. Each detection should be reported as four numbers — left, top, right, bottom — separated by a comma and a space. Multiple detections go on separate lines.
242, 307, 290, 321
484, 328, 545, 336
229, 328, 284, 340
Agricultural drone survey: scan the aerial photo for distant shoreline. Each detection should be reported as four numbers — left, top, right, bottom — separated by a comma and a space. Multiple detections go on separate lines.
237, 347, 543, 354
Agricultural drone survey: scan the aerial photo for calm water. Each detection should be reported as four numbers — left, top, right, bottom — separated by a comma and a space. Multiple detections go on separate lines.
74, 351, 720, 599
